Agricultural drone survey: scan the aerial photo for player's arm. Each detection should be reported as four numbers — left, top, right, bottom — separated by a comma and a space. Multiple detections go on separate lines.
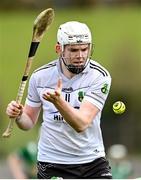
15, 72, 41, 130
55, 98, 99, 132
43, 77, 111, 132
42, 78, 99, 132
16, 104, 41, 130
6, 101, 41, 130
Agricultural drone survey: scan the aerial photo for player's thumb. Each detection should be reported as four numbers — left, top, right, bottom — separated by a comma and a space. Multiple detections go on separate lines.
56, 77, 62, 96
57, 77, 62, 90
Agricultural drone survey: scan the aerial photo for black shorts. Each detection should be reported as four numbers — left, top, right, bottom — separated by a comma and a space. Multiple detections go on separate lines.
37, 157, 112, 179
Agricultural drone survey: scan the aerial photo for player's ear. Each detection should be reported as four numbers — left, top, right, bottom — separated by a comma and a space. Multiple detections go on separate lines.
55, 43, 62, 54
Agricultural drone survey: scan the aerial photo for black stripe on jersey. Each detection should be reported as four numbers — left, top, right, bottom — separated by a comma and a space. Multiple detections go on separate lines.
90, 62, 108, 76
73, 86, 90, 92
34, 63, 56, 73
91, 92, 105, 102
90, 66, 106, 76
85, 94, 104, 106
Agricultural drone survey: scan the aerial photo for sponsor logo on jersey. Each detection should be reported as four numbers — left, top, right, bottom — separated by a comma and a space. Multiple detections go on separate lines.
54, 114, 65, 122
101, 83, 109, 94
78, 91, 85, 102
62, 87, 73, 93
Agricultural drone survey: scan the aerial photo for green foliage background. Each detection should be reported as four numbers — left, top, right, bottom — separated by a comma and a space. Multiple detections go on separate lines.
0, 6, 141, 156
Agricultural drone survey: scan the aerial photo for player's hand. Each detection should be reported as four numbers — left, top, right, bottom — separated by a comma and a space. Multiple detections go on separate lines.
6, 100, 23, 118
42, 78, 62, 103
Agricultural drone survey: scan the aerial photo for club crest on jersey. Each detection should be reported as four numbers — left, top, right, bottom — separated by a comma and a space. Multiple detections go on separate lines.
78, 91, 85, 102
101, 83, 109, 94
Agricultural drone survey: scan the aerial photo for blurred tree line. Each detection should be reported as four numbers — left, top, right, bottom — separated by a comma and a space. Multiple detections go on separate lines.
0, 0, 141, 10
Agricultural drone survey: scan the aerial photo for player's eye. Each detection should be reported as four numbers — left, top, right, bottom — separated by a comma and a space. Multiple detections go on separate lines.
70, 48, 78, 52
81, 48, 88, 52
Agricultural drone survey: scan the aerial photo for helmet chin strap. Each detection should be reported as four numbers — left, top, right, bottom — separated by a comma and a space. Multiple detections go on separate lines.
61, 56, 89, 74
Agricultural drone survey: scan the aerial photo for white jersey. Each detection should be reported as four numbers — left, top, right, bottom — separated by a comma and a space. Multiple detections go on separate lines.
26, 59, 111, 164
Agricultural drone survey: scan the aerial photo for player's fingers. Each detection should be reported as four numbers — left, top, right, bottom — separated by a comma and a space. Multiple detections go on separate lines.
8, 103, 21, 113
42, 93, 48, 99
18, 104, 23, 110
11, 100, 18, 105
7, 104, 22, 114
55, 90, 60, 96
43, 92, 51, 98
57, 77, 62, 90
11, 100, 21, 108
46, 92, 57, 101
6, 101, 23, 118
42, 93, 55, 102
55, 78, 62, 96
6, 108, 21, 118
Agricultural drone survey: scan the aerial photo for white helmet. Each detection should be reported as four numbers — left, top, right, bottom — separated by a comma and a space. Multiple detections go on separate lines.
57, 21, 92, 46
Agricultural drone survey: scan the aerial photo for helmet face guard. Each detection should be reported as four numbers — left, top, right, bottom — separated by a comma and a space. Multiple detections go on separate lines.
57, 21, 93, 74
61, 43, 93, 74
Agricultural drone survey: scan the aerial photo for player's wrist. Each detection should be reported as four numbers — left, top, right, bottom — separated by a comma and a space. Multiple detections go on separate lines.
15, 113, 23, 123
15, 109, 23, 122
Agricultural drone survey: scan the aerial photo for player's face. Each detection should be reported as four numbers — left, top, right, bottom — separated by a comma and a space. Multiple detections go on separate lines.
63, 44, 90, 66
